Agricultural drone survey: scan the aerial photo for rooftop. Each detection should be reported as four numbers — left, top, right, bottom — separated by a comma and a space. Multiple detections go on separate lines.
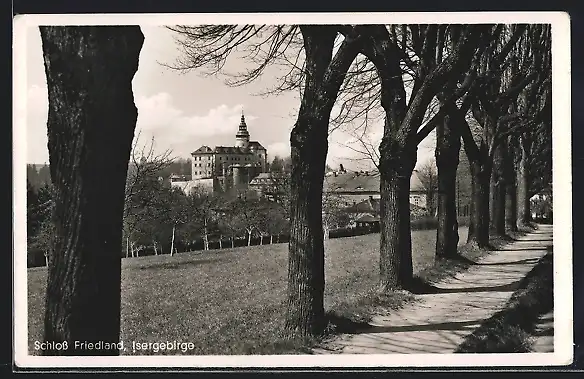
191, 142, 266, 155
324, 170, 425, 193
346, 197, 428, 216
249, 172, 288, 185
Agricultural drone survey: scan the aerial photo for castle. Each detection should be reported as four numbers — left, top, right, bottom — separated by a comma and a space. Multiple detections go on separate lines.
170, 112, 268, 194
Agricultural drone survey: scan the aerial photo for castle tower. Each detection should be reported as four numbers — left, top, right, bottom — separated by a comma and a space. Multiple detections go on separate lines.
235, 111, 250, 149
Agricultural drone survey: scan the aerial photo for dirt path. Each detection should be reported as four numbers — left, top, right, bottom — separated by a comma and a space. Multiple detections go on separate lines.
314, 224, 553, 354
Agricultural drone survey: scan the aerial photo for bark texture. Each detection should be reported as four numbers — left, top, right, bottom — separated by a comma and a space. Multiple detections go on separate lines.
491, 143, 507, 236
467, 159, 491, 248
462, 121, 492, 250
370, 34, 413, 291
517, 136, 531, 225
435, 109, 461, 259
285, 26, 361, 337
40, 26, 144, 355
505, 138, 518, 232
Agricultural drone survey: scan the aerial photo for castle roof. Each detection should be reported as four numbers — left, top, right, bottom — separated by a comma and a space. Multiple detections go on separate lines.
191, 111, 267, 156
191, 145, 214, 154
248, 141, 266, 150
191, 145, 255, 155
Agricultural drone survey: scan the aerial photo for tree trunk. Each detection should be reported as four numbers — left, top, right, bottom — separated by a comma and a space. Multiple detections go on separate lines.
40, 26, 144, 356
379, 165, 415, 291
467, 159, 491, 248
231, 236, 234, 249
374, 38, 415, 292
125, 236, 129, 258
203, 227, 209, 251
219, 236, 222, 249
285, 26, 360, 338
491, 143, 507, 236
170, 224, 176, 256
517, 136, 531, 226
270, 235, 273, 244
247, 231, 252, 247
505, 177, 518, 233
435, 111, 461, 259
153, 240, 158, 255
505, 139, 518, 232
260, 234, 263, 245
44, 252, 49, 267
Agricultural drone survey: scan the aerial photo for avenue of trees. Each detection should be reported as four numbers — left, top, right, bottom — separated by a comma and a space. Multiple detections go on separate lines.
34, 23, 552, 354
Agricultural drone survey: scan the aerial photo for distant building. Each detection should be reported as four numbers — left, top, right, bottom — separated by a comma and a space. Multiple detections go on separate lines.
323, 169, 431, 209
170, 112, 268, 194
324, 154, 472, 219
248, 172, 288, 201
344, 195, 428, 228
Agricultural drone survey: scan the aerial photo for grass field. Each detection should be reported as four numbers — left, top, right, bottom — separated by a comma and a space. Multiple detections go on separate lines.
28, 227, 468, 355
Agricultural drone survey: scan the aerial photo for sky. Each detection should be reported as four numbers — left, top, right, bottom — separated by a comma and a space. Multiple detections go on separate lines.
24, 25, 436, 170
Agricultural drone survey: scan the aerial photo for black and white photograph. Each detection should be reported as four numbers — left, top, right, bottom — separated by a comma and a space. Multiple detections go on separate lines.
13, 12, 572, 369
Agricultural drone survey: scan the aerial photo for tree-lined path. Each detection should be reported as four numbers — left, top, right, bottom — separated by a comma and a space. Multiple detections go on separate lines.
315, 224, 553, 354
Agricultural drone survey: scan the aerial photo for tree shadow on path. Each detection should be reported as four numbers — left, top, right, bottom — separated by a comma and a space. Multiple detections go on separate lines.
358, 319, 483, 334
406, 277, 522, 295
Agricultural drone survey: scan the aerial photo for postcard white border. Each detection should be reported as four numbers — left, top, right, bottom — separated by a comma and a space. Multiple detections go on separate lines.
13, 11, 572, 369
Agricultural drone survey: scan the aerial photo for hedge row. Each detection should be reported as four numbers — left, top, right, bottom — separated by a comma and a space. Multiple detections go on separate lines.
28, 215, 465, 267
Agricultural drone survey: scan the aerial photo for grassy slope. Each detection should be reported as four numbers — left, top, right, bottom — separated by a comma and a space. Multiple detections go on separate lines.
28, 227, 468, 355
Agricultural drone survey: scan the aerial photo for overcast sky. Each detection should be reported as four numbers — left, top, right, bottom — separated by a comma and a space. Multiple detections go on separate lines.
24, 25, 436, 170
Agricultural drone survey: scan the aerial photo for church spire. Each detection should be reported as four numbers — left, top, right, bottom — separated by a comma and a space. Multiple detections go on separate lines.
239, 109, 247, 130
235, 108, 250, 148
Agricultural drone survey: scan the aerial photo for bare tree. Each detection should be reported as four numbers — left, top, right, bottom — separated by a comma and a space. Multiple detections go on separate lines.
414, 159, 438, 216
516, 115, 552, 227
184, 185, 221, 251
166, 24, 365, 337
29, 189, 57, 267
123, 133, 174, 257
347, 24, 487, 291
457, 24, 551, 246
40, 26, 144, 355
